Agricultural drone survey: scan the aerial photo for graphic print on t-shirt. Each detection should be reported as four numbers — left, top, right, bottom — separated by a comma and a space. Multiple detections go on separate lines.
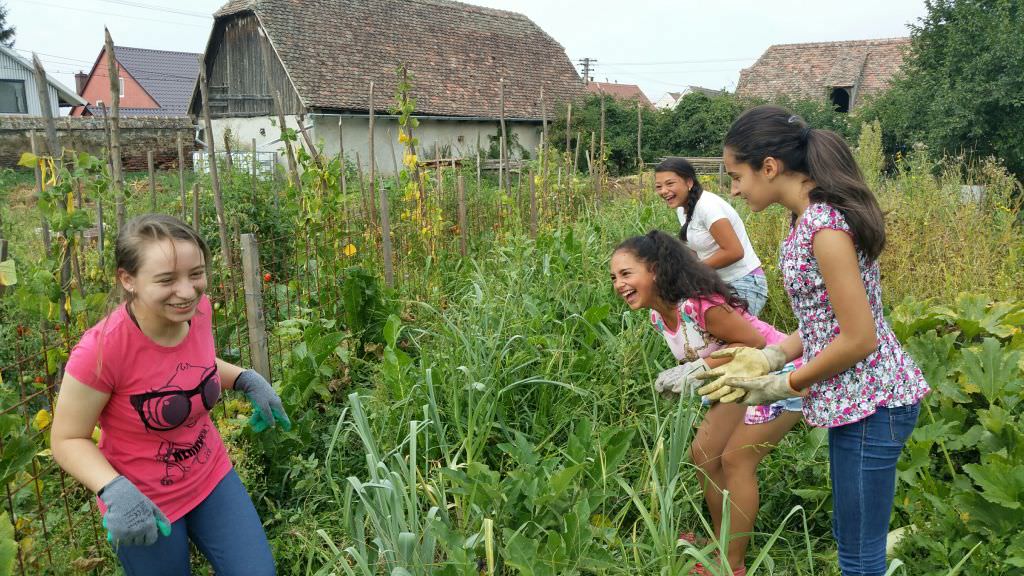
131, 363, 218, 486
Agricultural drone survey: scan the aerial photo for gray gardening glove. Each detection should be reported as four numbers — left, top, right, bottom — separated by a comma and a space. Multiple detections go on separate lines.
654, 359, 709, 399
99, 475, 171, 547
235, 370, 291, 432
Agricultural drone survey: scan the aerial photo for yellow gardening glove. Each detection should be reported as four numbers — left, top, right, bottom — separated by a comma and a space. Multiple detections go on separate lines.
695, 345, 787, 401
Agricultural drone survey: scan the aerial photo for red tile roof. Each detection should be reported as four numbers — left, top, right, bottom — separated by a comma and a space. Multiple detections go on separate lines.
213, 0, 585, 119
586, 82, 651, 106
736, 38, 910, 107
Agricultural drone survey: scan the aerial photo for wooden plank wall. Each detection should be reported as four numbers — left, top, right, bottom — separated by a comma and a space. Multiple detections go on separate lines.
200, 14, 304, 118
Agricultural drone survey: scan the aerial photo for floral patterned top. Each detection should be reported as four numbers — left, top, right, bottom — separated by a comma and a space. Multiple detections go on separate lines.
780, 203, 929, 428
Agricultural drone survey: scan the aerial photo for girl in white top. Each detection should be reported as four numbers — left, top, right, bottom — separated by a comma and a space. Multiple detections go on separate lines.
654, 157, 769, 315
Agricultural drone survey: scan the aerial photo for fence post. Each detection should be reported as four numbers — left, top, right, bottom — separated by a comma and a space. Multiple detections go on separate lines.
274, 91, 301, 194
457, 173, 467, 256
29, 132, 51, 255
499, 78, 507, 196
719, 160, 725, 193
97, 198, 105, 270
240, 234, 272, 381
0, 238, 7, 298
148, 150, 156, 211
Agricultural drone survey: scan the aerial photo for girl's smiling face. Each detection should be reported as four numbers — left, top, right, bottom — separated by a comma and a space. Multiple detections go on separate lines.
119, 238, 208, 328
724, 147, 777, 212
654, 171, 692, 210
610, 250, 658, 310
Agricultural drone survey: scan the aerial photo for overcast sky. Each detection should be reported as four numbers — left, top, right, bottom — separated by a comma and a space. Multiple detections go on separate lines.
6, 0, 928, 102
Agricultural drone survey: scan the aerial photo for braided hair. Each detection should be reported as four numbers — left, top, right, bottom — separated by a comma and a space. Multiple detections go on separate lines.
614, 230, 748, 311
654, 157, 703, 243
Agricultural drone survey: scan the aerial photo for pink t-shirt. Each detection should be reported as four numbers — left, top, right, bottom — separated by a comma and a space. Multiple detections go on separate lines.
65, 295, 232, 522
652, 294, 800, 367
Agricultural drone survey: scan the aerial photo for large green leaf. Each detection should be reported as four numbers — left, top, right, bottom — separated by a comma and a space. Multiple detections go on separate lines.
963, 461, 1024, 510
961, 338, 1022, 408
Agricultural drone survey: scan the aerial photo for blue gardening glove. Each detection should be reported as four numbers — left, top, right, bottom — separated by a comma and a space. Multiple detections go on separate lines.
234, 370, 291, 432
98, 475, 171, 547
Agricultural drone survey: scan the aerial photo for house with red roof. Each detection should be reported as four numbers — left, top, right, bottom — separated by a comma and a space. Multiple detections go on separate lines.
72, 46, 200, 117
586, 81, 651, 107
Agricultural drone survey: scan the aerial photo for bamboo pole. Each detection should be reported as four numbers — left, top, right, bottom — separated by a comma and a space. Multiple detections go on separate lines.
528, 169, 537, 238
250, 137, 258, 201
198, 58, 232, 268
104, 28, 125, 225
192, 182, 200, 232
223, 128, 234, 175
457, 173, 467, 256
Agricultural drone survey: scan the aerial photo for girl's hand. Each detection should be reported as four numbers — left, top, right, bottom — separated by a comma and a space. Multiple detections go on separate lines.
715, 372, 808, 406
234, 370, 291, 432
654, 360, 709, 398
99, 475, 172, 546
694, 345, 786, 399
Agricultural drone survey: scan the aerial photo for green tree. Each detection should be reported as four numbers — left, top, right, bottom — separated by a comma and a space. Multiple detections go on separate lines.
0, 2, 14, 48
860, 0, 1024, 176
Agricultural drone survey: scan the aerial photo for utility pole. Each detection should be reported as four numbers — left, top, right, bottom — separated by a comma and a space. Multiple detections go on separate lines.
577, 58, 596, 85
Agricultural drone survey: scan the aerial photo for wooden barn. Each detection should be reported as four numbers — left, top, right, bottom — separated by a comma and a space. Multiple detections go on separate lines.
190, 0, 585, 173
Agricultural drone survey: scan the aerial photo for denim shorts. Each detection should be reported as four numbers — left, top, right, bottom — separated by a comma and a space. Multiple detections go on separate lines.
729, 269, 768, 317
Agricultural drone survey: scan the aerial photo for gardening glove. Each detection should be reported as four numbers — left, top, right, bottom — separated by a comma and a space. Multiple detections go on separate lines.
98, 475, 172, 547
235, 370, 292, 433
715, 372, 808, 406
695, 345, 787, 401
654, 359, 709, 399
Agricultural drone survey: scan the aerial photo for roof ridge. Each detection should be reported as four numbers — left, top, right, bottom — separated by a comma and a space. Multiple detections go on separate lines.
114, 46, 202, 57
767, 37, 910, 50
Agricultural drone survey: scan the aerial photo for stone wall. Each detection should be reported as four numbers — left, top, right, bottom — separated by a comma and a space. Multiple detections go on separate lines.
0, 116, 197, 171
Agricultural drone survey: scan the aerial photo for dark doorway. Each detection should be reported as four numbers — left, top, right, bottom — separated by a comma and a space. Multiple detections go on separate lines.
829, 87, 851, 113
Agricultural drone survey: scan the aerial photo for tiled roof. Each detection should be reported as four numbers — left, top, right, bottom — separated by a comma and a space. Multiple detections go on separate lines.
213, 0, 584, 119
736, 38, 909, 106
113, 46, 201, 116
586, 82, 651, 106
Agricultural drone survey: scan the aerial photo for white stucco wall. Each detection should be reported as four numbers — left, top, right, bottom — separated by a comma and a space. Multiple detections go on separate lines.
208, 114, 542, 175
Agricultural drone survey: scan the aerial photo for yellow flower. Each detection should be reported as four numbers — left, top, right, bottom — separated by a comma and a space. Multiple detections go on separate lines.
398, 132, 410, 144
33, 409, 51, 431
343, 243, 357, 257
403, 154, 418, 169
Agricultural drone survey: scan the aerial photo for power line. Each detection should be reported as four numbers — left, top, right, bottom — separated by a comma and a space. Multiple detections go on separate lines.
599, 57, 757, 66
92, 0, 210, 19
11, 0, 210, 29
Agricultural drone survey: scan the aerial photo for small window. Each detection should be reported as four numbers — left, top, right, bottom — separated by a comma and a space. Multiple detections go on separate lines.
0, 79, 28, 114
119, 77, 125, 98
96, 99, 104, 107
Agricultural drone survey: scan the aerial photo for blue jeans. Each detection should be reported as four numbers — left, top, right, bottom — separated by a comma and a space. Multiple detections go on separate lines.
729, 270, 768, 317
114, 469, 275, 576
829, 404, 920, 576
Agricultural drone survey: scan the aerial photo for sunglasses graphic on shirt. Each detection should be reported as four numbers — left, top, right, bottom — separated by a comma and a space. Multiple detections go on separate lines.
129, 368, 221, 432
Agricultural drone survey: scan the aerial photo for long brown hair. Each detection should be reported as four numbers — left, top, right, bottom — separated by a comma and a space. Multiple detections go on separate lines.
724, 105, 886, 260
654, 157, 703, 243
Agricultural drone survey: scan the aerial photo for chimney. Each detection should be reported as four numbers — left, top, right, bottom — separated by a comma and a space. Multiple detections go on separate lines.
75, 71, 88, 95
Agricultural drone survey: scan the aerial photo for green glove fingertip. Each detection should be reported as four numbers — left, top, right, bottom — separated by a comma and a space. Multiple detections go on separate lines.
272, 407, 292, 431
156, 518, 172, 537
248, 404, 273, 432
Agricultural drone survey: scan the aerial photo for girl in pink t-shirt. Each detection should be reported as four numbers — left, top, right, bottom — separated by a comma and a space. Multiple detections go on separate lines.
610, 230, 801, 576
51, 214, 289, 576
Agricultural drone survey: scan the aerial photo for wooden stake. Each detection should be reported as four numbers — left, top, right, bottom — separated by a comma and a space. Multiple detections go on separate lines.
223, 128, 234, 174
250, 137, 258, 200
29, 132, 51, 255
97, 198, 105, 270
192, 182, 200, 232
177, 133, 187, 219
529, 169, 537, 238
147, 150, 156, 211
240, 234, 272, 381
637, 102, 643, 173
104, 28, 125, 225
370, 82, 393, 287
273, 91, 301, 193
457, 173, 467, 256
499, 78, 507, 196
198, 57, 232, 268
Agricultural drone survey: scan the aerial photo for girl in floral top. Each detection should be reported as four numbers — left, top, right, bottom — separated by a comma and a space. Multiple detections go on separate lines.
610, 230, 802, 576
698, 105, 929, 576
